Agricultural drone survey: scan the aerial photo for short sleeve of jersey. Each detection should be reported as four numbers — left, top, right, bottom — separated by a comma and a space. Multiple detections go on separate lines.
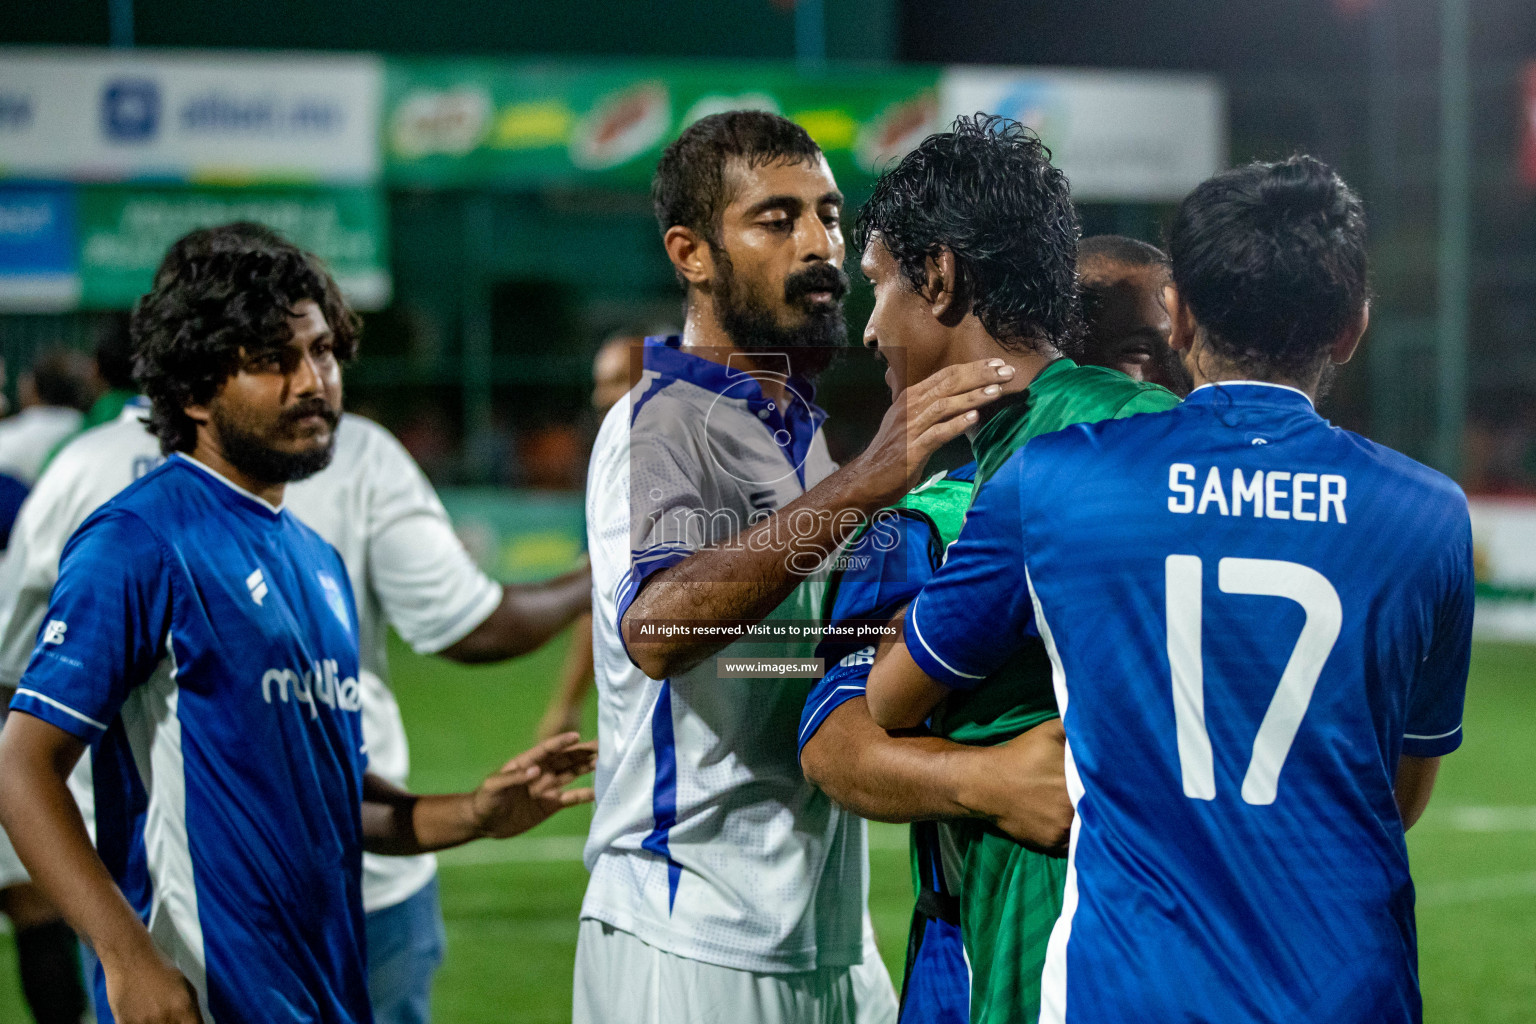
1403, 508, 1474, 757
798, 512, 941, 755
614, 426, 708, 630
9, 510, 170, 742
362, 428, 502, 655
905, 457, 1034, 690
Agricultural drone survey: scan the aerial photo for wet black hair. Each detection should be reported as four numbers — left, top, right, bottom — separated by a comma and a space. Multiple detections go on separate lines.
1168, 155, 1368, 380
652, 110, 825, 252
130, 222, 359, 454
854, 113, 1083, 351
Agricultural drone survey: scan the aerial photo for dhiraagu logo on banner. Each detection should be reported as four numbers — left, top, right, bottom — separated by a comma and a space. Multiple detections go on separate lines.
77, 186, 390, 310
0, 186, 81, 312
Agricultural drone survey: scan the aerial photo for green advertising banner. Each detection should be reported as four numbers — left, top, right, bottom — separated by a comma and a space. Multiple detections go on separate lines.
439, 488, 586, 584
384, 59, 942, 189
77, 186, 392, 310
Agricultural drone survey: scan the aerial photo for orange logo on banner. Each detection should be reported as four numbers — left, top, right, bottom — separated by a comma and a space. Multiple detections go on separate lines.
1523, 63, 1536, 189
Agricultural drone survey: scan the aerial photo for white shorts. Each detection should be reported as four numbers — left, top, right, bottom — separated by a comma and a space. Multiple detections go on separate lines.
573, 918, 897, 1024
0, 823, 27, 889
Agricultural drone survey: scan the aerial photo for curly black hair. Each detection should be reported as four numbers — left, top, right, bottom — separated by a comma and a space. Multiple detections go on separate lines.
652, 110, 824, 250
853, 113, 1082, 351
1168, 155, 1368, 380
130, 223, 359, 454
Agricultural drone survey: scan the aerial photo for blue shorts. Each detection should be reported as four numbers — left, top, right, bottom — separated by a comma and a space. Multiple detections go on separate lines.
366, 877, 447, 1024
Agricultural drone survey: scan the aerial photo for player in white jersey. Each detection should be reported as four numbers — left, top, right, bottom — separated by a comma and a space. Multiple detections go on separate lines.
0, 225, 591, 1024
576, 112, 1017, 1024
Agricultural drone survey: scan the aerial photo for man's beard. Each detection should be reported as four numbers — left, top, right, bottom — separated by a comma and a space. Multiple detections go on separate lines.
212, 399, 339, 485
714, 251, 850, 380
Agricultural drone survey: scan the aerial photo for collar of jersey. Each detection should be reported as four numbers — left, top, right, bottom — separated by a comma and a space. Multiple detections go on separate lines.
641, 335, 822, 411
1186, 380, 1315, 409
170, 452, 284, 517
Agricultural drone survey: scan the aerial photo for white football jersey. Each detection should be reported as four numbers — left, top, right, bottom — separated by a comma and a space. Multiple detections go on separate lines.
0, 405, 502, 912
0, 405, 83, 484
581, 336, 867, 974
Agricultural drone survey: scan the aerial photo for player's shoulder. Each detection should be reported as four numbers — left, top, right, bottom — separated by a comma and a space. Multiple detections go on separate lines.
1051, 361, 1180, 411
1336, 425, 1468, 513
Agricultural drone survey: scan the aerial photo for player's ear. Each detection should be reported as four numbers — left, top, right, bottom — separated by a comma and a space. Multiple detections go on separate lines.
928, 248, 970, 327
1164, 284, 1198, 354
182, 400, 211, 430
663, 226, 714, 290
1330, 301, 1368, 366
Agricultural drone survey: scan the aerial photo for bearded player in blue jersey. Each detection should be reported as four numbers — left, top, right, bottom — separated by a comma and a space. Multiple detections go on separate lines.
0, 235, 597, 1024
869, 155, 1472, 1023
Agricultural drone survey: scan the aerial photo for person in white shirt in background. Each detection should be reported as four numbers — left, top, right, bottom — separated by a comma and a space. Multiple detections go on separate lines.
0, 349, 98, 1024
0, 350, 96, 488
0, 224, 591, 1024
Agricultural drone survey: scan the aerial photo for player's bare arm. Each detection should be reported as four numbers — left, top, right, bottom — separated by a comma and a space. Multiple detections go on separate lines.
361, 732, 597, 854
1394, 754, 1441, 830
802, 699, 1071, 854
624, 358, 1016, 679
0, 713, 203, 1024
440, 561, 591, 664
866, 621, 953, 730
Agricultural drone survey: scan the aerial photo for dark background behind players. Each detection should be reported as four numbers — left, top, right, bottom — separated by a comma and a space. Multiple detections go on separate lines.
5, 0, 1534, 487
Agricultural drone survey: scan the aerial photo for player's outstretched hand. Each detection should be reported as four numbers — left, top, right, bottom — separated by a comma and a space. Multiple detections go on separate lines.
851, 359, 1018, 506
961, 718, 1073, 856
469, 732, 598, 840
104, 950, 203, 1024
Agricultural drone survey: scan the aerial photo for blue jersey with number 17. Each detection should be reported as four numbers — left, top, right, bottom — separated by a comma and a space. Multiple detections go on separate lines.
904, 382, 1473, 1024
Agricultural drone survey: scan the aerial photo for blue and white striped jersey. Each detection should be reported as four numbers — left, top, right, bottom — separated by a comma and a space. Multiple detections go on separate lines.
905, 382, 1473, 1024
582, 335, 868, 973
10, 454, 369, 1024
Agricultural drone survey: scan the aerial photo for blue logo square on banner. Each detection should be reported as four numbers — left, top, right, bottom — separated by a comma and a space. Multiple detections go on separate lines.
102, 79, 161, 143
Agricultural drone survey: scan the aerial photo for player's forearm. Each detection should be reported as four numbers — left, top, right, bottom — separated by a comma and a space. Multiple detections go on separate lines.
1394, 755, 1441, 830
623, 465, 890, 679
441, 566, 592, 664
359, 773, 480, 855
0, 715, 159, 971
801, 698, 977, 823
867, 639, 951, 730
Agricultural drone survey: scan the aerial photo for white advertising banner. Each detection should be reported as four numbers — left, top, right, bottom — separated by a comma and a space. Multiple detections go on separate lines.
0, 49, 382, 183
1468, 497, 1536, 643
941, 67, 1225, 202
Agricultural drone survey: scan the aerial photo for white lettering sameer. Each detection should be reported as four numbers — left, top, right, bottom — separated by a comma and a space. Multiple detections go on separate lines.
1167, 464, 1347, 523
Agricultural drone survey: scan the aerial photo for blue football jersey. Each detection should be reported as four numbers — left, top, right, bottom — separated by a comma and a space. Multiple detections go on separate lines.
904, 383, 1473, 1024
10, 454, 370, 1024
799, 463, 976, 1024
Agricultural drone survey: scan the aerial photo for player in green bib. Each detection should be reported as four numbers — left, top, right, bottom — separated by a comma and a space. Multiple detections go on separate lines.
847, 115, 1177, 1024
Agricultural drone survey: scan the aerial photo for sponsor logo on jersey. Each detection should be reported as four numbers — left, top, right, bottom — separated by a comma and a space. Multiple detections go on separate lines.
316, 571, 351, 633
261, 659, 361, 720
41, 619, 67, 646
838, 645, 876, 669
246, 568, 269, 606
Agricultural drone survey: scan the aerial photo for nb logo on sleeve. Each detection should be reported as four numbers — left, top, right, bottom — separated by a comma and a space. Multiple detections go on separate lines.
42, 620, 67, 646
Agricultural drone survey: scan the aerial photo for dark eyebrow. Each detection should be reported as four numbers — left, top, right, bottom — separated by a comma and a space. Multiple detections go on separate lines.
820, 190, 845, 210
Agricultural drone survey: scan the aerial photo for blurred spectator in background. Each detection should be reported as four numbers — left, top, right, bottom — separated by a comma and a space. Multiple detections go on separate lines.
1077, 235, 1191, 395
396, 406, 459, 484
537, 332, 639, 739
0, 349, 95, 489
463, 411, 524, 487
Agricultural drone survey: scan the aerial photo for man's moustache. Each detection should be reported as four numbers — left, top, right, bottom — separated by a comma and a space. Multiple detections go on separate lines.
784, 264, 849, 303
280, 403, 339, 428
